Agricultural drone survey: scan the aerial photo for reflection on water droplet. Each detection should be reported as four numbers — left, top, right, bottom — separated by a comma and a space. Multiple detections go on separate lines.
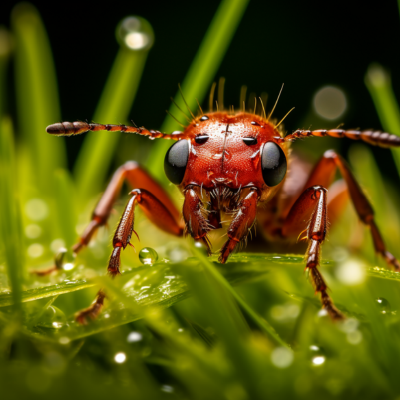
38, 305, 66, 329
193, 241, 208, 255
139, 247, 158, 265
309, 345, 326, 366
59, 336, 70, 345
376, 297, 391, 315
161, 385, 174, 393
116, 16, 154, 51
127, 331, 143, 343
271, 347, 294, 369
166, 243, 190, 263
25, 199, 49, 221
114, 352, 127, 363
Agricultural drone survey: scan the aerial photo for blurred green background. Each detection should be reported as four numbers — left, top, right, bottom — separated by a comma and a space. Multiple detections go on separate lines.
1, 1, 400, 399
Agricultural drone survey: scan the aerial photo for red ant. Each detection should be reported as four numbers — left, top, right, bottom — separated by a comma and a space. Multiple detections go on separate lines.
47, 85, 400, 324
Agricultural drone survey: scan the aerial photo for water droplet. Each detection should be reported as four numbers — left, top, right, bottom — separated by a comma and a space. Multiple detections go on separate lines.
139, 247, 158, 265
271, 347, 294, 369
161, 385, 174, 393
114, 352, 127, 363
127, 331, 143, 343
166, 243, 189, 263
193, 241, 208, 255
309, 345, 326, 366
37, 306, 66, 329
376, 297, 391, 315
116, 16, 154, 51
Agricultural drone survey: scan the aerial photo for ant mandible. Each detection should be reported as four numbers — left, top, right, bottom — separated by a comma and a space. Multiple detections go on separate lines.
46, 84, 400, 324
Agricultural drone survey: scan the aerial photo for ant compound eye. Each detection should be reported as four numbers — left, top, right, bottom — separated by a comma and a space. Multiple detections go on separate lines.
164, 140, 189, 185
261, 142, 287, 186
195, 135, 209, 144
200, 115, 209, 121
243, 137, 257, 146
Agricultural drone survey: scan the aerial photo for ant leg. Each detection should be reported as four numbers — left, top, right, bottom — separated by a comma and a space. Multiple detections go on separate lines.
75, 289, 106, 325
219, 188, 259, 263
183, 187, 212, 253
75, 188, 183, 324
281, 186, 345, 320
107, 188, 183, 276
309, 150, 399, 271
73, 161, 180, 253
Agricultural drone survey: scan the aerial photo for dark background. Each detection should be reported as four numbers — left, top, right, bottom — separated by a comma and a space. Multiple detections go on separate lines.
1, 0, 400, 181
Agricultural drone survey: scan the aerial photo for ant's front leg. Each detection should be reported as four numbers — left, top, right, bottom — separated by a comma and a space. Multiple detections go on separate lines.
75, 188, 184, 323
281, 186, 345, 321
219, 188, 259, 263
183, 187, 213, 253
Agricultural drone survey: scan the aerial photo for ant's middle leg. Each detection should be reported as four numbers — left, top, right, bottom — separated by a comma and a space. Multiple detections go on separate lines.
73, 161, 180, 253
280, 185, 345, 320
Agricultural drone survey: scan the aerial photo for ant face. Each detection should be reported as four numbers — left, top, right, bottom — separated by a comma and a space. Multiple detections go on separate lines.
164, 112, 288, 198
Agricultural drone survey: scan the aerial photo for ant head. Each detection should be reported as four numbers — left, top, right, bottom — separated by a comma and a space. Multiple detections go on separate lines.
164, 112, 289, 197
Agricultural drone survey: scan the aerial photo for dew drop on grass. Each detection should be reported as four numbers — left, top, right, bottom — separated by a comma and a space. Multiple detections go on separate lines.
271, 347, 294, 368
114, 352, 127, 364
309, 345, 326, 366
116, 16, 154, 51
127, 331, 143, 343
38, 306, 67, 329
193, 241, 208, 256
376, 297, 391, 315
139, 247, 158, 265
166, 243, 190, 263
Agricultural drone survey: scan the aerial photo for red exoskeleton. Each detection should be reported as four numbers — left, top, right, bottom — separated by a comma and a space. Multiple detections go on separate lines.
47, 94, 400, 324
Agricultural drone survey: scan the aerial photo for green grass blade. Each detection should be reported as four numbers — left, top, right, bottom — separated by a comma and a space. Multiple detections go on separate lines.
0, 27, 12, 118
0, 118, 24, 308
53, 169, 77, 249
365, 63, 400, 176
73, 17, 154, 201
12, 4, 67, 194
148, 0, 250, 180
191, 246, 289, 348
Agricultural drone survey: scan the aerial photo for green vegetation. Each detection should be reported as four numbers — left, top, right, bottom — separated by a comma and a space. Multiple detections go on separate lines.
1, 2, 400, 399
